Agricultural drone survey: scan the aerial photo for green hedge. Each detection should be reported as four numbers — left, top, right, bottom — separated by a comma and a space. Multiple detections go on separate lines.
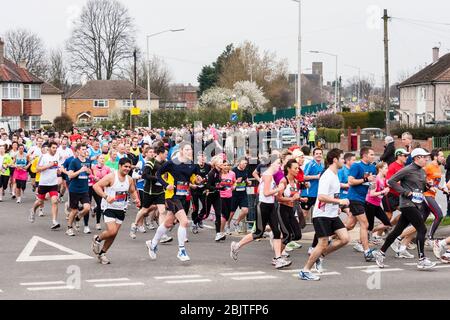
391, 126, 450, 140
338, 111, 386, 129
317, 128, 343, 143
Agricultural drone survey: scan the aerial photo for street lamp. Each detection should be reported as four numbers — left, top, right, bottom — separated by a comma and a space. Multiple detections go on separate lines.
310, 50, 339, 112
146, 28, 185, 129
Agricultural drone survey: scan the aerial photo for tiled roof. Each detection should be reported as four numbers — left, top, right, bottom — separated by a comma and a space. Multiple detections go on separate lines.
399, 52, 450, 87
42, 82, 63, 95
66, 80, 159, 100
0, 58, 43, 83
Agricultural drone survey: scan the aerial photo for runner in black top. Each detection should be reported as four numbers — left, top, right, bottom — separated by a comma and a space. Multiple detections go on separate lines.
191, 152, 211, 234
230, 158, 251, 232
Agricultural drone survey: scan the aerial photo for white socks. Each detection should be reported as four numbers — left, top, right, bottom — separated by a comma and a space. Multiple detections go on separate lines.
152, 225, 168, 248
178, 226, 187, 247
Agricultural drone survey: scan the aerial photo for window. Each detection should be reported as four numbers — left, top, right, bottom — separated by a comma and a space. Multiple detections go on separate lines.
23, 116, 41, 130
24, 84, 41, 99
93, 100, 109, 108
122, 100, 133, 107
93, 117, 108, 123
2, 83, 21, 99
1, 116, 21, 131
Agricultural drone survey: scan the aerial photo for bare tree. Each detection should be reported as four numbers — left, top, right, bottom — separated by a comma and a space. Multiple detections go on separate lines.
47, 49, 69, 91
4, 28, 48, 78
66, 0, 136, 80
345, 76, 374, 100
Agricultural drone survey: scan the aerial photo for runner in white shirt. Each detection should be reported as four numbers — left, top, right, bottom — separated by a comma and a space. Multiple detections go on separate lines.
299, 148, 350, 281
56, 139, 74, 201
28, 137, 44, 192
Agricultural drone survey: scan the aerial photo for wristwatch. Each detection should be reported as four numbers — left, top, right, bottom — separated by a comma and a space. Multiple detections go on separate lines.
103, 194, 108, 200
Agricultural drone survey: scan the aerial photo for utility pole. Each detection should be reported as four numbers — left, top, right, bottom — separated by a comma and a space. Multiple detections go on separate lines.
131, 49, 137, 130
383, 9, 391, 135
295, 0, 302, 146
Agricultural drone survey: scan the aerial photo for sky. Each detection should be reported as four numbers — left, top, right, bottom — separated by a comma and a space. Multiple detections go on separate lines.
1, 0, 450, 87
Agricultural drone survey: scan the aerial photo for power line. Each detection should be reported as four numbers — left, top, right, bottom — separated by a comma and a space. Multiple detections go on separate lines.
392, 17, 450, 27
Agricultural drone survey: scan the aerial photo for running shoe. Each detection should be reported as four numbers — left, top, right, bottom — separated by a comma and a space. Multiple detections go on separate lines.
364, 249, 375, 262
281, 250, 290, 258
313, 257, 324, 274
66, 228, 75, 237
16, 199, 21, 204
38, 208, 45, 217
95, 223, 102, 231
83, 226, 91, 234
138, 225, 147, 233
274, 257, 292, 269
230, 241, 240, 261
98, 253, 110, 265
373, 250, 385, 268
395, 249, 414, 259
307, 247, 314, 255
130, 223, 137, 240
12, 195, 16, 199
425, 239, 433, 247
215, 233, 226, 242
433, 240, 447, 259
92, 236, 101, 255
147, 221, 157, 230
197, 220, 204, 229
225, 224, 232, 235
299, 270, 320, 281
28, 209, 35, 223
177, 248, 190, 262
407, 242, 417, 250
417, 257, 436, 270
353, 242, 364, 253
145, 240, 158, 260
191, 224, 199, 234
160, 234, 173, 244
286, 241, 302, 252
369, 237, 383, 246
440, 252, 450, 264
51, 223, 61, 230
390, 238, 402, 253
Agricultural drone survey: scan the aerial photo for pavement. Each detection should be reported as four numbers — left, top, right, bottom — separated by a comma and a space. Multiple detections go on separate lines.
1, 188, 450, 300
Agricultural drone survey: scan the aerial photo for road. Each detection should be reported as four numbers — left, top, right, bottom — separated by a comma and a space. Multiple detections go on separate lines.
1, 188, 450, 300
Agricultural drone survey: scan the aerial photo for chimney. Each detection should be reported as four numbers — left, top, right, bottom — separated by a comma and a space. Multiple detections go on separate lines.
0, 37, 4, 65
18, 59, 27, 69
433, 47, 439, 63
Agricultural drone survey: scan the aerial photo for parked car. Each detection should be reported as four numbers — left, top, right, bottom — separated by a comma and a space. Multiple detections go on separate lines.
280, 127, 297, 147
360, 128, 385, 148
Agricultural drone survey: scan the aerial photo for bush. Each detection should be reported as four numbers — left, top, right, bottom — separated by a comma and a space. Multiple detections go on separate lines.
339, 112, 368, 129
317, 128, 342, 143
367, 111, 386, 128
315, 114, 344, 129
391, 126, 450, 140
53, 113, 74, 132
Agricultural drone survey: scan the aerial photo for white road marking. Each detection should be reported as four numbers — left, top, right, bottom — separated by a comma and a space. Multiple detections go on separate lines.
16, 236, 93, 262
27, 286, 75, 291
230, 276, 278, 280
202, 224, 215, 230
21, 281, 65, 286
94, 282, 145, 288
404, 263, 417, 266
154, 275, 202, 280
0, 290, 3, 293
434, 265, 450, 269
220, 271, 266, 276
361, 268, 403, 273
346, 265, 387, 269
165, 279, 212, 284
86, 278, 130, 283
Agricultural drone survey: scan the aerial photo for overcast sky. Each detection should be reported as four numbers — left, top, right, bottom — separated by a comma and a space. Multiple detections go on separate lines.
1, 0, 449, 86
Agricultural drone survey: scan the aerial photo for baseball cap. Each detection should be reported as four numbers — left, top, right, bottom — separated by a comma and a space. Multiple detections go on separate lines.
411, 148, 430, 158
395, 148, 409, 157
292, 149, 304, 158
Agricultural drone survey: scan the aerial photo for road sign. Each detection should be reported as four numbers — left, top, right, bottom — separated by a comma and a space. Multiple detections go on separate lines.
231, 113, 238, 122
272, 107, 276, 116
131, 107, 141, 115
231, 101, 239, 111
16, 236, 93, 262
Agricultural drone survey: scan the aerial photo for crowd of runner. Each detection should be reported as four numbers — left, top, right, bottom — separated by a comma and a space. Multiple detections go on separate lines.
0, 124, 450, 281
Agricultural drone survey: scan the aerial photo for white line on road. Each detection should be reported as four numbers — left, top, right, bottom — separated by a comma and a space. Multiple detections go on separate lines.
0, 290, 3, 293
165, 279, 212, 284
202, 224, 215, 230
434, 265, 450, 269
86, 278, 130, 283
154, 275, 202, 280
21, 281, 65, 286
404, 263, 417, 266
94, 282, 145, 288
230, 276, 278, 280
27, 286, 75, 291
220, 271, 266, 276
361, 268, 403, 273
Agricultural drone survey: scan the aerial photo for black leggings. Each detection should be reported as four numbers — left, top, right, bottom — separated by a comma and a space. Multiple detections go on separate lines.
206, 193, 222, 233
221, 197, 232, 221
0, 175, 10, 190
381, 206, 427, 259
253, 202, 281, 240
192, 191, 207, 224
89, 186, 103, 224
366, 203, 392, 231
278, 204, 302, 245
423, 196, 444, 239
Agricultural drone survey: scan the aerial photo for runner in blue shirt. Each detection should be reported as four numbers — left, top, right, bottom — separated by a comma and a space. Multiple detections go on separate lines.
347, 147, 377, 262
89, 139, 102, 165
338, 153, 356, 200
301, 148, 324, 215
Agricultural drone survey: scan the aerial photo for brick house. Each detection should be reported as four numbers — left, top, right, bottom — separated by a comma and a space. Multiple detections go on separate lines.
160, 84, 198, 109
398, 47, 450, 126
64, 80, 159, 124
0, 38, 44, 130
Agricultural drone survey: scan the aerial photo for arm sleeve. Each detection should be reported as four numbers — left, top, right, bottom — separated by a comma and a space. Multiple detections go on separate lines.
387, 167, 408, 194
156, 161, 172, 189
348, 163, 360, 179
317, 172, 329, 196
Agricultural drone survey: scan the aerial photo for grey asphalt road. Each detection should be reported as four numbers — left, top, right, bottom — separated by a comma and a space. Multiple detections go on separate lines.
1, 187, 450, 300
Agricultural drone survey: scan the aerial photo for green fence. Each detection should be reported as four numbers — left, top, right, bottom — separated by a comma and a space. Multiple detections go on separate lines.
432, 135, 450, 150
254, 104, 329, 122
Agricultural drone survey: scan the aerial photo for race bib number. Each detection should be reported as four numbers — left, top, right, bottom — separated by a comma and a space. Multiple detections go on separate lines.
236, 182, 246, 192
176, 182, 189, 196
246, 187, 255, 195
115, 191, 128, 202
412, 191, 424, 204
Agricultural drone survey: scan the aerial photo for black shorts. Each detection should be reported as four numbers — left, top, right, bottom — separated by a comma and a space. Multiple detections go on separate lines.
349, 200, 366, 217
313, 216, 346, 238
300, 197, 317, 210
165, 197, 189, 214
29, 171, 36, 179
16, 179, 27, 190
231, 192, 249, 211
0, 175, 9, 190
382, 193, 399, 212
69, 192, 90, 209
142, 192, 165, 208
103, 209, 126, 224
37, 185, 59, 198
